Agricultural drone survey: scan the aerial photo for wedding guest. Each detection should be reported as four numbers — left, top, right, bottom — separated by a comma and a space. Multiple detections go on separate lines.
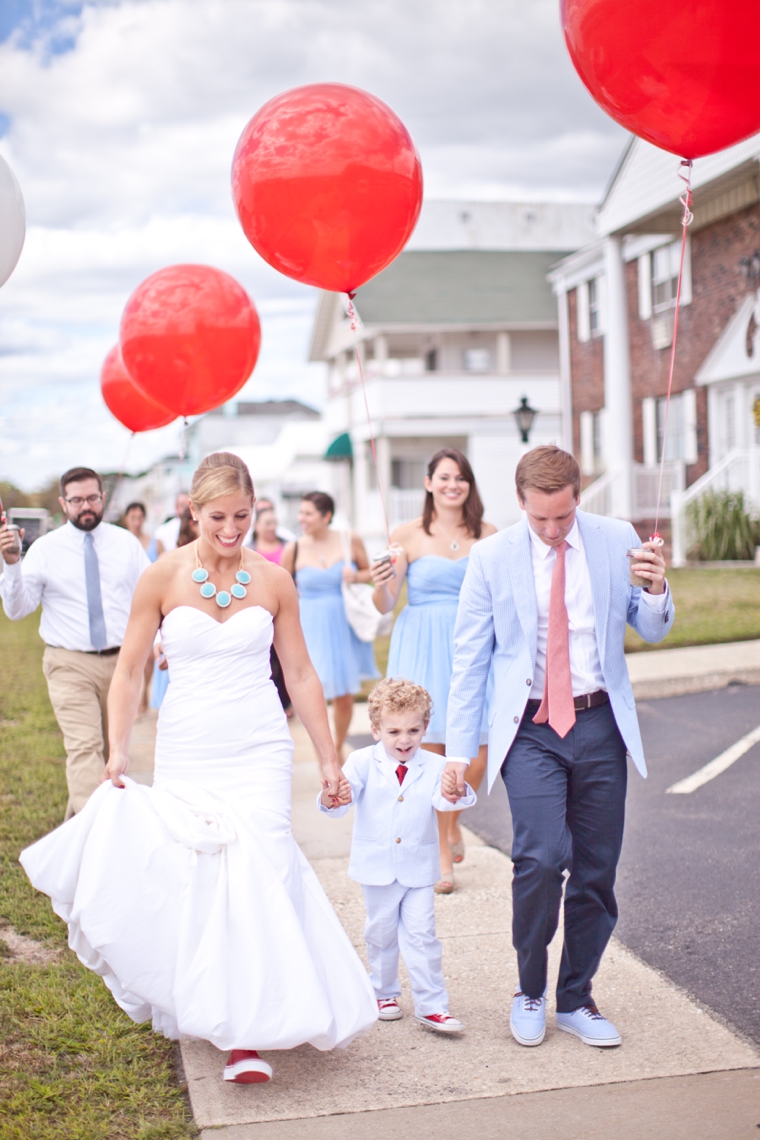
251, 497, 297, 544
0, 466, 149, 817
150, 508, 199, 710
320, 678, 474, 1031
249, 505, 292, 713
153, 491, 190, 557
122, 502, 151, 553
443, 446, 673, 1049
249, 505, 285, 564
282, 492, 377, 756
371, 448, 496, 893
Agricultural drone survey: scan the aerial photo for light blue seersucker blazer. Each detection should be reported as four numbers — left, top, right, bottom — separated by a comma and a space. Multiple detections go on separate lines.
319, 743, 476, 888
445, 510, 675, 790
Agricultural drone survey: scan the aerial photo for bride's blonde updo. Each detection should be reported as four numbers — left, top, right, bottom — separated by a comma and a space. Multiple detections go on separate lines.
190, 452, 254, 508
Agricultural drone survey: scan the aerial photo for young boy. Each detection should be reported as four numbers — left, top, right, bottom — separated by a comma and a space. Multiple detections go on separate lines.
319, 677, 476, 1033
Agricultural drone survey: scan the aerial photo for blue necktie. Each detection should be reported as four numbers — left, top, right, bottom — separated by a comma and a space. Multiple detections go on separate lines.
84, 533, 107, 651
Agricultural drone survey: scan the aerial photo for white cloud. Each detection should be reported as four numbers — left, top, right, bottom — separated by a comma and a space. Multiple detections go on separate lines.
0, 0, 625, 488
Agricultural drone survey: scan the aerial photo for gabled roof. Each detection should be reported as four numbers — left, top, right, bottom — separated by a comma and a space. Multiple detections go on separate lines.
352, 250, 564, 326
695, 295, 760, 386
597, 134, 760, 237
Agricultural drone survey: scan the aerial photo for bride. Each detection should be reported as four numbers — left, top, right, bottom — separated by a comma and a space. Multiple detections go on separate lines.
20, 452, 377, 1085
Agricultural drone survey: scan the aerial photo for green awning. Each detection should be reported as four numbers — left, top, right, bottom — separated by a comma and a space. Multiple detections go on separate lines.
324, 432, 353, 461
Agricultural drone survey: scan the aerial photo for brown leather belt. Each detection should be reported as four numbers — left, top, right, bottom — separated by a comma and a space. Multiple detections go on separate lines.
84, 646, 121, 656
526, 690, 609, 714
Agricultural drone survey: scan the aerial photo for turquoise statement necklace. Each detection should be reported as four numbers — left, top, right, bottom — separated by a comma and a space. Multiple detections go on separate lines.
192, 542, 252, 609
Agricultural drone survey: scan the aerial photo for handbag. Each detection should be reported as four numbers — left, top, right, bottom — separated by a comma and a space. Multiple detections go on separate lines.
340, 531, 393, 642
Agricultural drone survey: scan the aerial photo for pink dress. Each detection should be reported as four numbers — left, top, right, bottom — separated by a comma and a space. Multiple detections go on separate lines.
257, 545, 284, 565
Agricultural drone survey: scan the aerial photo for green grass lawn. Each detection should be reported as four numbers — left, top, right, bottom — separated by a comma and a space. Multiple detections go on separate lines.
0, 612, 196, 1139
625, 567, 760, 652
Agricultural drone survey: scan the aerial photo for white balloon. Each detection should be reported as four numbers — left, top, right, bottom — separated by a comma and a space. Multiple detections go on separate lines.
0, 155, 25, 289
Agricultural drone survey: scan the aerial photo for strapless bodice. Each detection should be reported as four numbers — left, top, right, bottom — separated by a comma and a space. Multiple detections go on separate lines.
406, 555, 469, 606
296, 561, 351, 598
160, 604, 274, 686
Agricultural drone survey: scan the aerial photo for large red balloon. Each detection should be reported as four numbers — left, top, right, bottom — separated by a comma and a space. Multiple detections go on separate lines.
120, 265, 261, 418
101, 346, 176, 433
562, 0, 760, 159
232, 83, 423, 293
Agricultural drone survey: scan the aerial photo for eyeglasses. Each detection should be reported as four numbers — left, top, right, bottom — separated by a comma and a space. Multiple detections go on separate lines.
64, 494, 104, 508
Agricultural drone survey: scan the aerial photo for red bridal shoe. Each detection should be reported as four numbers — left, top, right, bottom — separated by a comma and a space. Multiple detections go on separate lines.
223, 1049, 273, 1083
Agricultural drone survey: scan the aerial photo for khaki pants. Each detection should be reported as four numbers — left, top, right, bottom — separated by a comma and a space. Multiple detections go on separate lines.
42, 646, 119, 818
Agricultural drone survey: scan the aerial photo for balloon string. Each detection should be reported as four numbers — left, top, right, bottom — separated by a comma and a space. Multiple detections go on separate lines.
179, 417, 188, 463
346, 295, 391, 545
651, 158, 693, 543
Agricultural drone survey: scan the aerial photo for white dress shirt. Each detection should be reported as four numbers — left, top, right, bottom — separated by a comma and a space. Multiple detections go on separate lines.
529, 519, 666, 699
0, 521, 150, 651
153, 516, 181, 553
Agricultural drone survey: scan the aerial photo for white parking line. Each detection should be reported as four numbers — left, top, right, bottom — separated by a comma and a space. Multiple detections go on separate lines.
666, 724, 760, 794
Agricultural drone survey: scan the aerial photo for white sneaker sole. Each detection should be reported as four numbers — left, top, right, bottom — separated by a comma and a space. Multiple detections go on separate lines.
415, 1015, 464, 1033
556, 1021, 621, 1047
378, 1008, 403, 1021
510, 1018, 546, 1047
223, 1058, 273, 1082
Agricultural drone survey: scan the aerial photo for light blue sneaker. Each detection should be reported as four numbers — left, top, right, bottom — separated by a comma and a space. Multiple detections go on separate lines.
510, 990, 546, 1047
556, 1004, 622, 1047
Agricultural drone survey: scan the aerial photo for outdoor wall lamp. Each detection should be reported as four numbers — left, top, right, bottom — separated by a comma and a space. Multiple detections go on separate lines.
513, 396, 538, 444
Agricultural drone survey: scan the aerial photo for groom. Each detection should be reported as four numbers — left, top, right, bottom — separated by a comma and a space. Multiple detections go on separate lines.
443, 446, 673, 1049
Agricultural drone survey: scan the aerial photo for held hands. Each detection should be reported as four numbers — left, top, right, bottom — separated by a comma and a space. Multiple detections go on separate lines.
0, 525, 23, 565
103, 751, 128, 789
440, 761, 468, 805
631, 540, 667, 595
341, 565, 358, 584
320, 775, 352, 809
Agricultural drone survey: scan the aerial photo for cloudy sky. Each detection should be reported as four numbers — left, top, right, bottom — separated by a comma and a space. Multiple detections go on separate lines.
0, 0, 625, 490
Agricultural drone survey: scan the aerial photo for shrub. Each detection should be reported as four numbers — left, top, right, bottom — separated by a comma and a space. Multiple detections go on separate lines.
686, 489, 758, 561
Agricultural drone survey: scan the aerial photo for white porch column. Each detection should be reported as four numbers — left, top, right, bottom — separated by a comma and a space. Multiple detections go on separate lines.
603, 236, 633, 518
555, 285, 573, 453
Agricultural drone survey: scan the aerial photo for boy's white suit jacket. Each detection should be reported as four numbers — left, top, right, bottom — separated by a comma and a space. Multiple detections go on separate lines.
445, 510, 675, 790
319, 743, 476, 888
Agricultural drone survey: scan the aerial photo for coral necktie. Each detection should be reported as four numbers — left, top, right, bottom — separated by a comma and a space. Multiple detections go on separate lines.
396, 764, 408, 785
532, 539, 576, 738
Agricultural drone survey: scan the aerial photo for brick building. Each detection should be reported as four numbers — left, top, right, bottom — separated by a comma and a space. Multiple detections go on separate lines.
549, 135, 760, 561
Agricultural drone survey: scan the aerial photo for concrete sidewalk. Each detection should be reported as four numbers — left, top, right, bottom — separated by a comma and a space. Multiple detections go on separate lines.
172, 711, 759, 1139
626, 638, 760, 699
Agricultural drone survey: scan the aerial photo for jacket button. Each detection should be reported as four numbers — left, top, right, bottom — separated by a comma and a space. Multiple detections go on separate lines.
395, 837, 401, 844
398, 795, 404, 802
514, 715, 519, 723
526, 678, 532, 685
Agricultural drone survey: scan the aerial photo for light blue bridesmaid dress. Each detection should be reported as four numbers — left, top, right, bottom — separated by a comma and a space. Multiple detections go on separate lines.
386, 556, 489, 745
296, 561, 379, 700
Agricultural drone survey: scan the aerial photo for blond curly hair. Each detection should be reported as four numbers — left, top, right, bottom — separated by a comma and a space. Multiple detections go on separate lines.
367, 677, 433, 730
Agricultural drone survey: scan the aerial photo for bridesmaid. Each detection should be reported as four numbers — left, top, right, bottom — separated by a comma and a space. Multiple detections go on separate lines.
282, 492, 378, 755
371, 449, 496, 893
249, 505, 285, 564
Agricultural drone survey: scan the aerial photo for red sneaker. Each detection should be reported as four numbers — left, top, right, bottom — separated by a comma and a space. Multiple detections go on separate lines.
377, 998, 403, 1021
415, 1012, 464, 1033
223, 1049, 273, 1084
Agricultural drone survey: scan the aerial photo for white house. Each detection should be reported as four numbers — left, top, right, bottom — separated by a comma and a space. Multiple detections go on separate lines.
310, 200, 596, 550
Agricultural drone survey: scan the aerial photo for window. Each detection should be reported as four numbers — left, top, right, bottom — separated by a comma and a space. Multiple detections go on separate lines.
655, 389, 697, 464
580, 409, 604, 475
639, 239, 692, 319
391, 458, 426, 490
576, 276, 605, 343
463, 347, 491, 372
425, 349, 438, 372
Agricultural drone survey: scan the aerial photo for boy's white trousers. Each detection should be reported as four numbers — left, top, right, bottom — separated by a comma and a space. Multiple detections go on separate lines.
361, 881, 449, 1016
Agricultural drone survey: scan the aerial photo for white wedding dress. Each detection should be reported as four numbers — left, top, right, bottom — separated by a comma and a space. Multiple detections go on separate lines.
20, 605, 378, 1052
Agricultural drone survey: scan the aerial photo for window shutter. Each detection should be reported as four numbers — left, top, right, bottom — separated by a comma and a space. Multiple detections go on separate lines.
638, 254, 652, 319
682, 387, 698, 464
642, 397, 657, 466
577, 281, 590, 343
680, 237, 692, 307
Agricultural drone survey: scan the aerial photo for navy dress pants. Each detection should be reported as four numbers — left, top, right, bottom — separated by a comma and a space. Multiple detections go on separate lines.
501, 702, 627, 1012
